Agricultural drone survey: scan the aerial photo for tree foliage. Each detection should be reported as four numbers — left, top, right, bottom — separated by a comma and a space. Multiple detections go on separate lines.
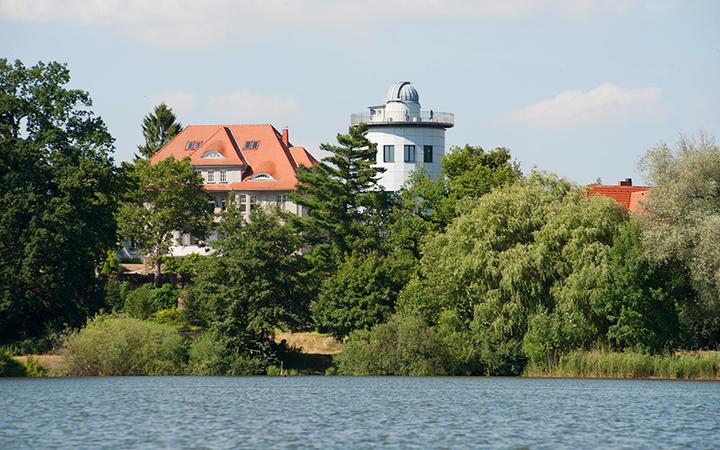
292, 123, 390, 260
0, 59, 121, 344
187, 202, 311, 361
639, 134, 720, 346
137, 103, 182, 159
117, 157, 211, 285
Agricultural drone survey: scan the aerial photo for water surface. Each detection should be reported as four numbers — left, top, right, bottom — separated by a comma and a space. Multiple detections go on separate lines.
1, 377, 718, 449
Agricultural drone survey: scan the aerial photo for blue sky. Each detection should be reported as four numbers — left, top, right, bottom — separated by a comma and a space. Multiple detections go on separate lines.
1, 0, 718, 184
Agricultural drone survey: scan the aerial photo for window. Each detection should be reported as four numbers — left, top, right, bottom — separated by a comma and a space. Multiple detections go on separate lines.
207, 170, 215, 183
276, 194, 287, 204
250, 195, 258, 210
249, 173, 273, 181
404, 145, 416, 163
423, 145, 433, 163
383, 145, 394, 163
185, 141, 193, 150
220, 170, 227, 183
193, 141, 203, 149
220, 197, 227, 211
243, 140, 260, 149
239, 196, 248, 213
208, 199, 216, 211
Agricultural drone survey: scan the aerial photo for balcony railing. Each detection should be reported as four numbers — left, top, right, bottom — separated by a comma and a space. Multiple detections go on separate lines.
350, 110, 454, 127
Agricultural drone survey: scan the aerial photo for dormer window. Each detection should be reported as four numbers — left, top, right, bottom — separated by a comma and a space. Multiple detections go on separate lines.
243, 140, 260, 149
200, 150, 223, 159
249, 173, 273, 181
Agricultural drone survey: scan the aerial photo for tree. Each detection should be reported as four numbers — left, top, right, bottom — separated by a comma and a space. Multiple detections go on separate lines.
117, 157, 211, 286
137, 103, 182, 159
187, 202, 311, 364
390, 145, 521, 259
0, 59, 121, 344
638, 134, 720, 347
292, 123, 390, 260
399, 173, 628, 371
312, 252, 412, 340
597, 222, 691, 353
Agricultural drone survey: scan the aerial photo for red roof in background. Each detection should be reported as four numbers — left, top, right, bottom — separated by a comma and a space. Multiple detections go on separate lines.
151, 124, 318, 191
586, 184, 650, 213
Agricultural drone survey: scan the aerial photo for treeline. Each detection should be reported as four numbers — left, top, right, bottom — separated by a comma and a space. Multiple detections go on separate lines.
2, 59, 719, 377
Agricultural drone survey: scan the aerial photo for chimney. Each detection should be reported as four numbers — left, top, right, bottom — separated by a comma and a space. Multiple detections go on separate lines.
281, 128, 289, 146
618, 178, 633, 187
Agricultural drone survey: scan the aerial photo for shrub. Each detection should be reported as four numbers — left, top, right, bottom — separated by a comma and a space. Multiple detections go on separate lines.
124, 284, 179, 319
0, 352, 26, 377
99, 250, 121, 276
104, 279, 132, 312
63, 315, 186, 376
187, 330, 271, 376
24, 356, 47, 377
335, 314, 449, 376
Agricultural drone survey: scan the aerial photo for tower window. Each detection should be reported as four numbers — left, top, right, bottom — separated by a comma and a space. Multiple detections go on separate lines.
404, 145, 416, 163
424, 145, 433, 163
383, 145, 394, 163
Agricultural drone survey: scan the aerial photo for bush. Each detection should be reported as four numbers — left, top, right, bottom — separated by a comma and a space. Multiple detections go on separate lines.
124, 284, 179, 319
0, 352, 26, 377
161, 254, 206, 274
24, 356, 46, 377
187, 330, 271, 376
63, 315, 186, 376
335, 314, 449, 376
104, 279, 132, 312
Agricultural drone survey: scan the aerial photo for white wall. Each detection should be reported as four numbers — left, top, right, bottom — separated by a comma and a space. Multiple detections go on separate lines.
367, 126, 446, 191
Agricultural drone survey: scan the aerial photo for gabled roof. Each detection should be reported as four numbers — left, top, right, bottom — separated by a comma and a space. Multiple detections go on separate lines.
151, 124, 318, 191
586, 184, 650, 213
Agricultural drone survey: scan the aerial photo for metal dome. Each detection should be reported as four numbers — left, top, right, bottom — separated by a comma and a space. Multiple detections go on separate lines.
386, 81, 419, 103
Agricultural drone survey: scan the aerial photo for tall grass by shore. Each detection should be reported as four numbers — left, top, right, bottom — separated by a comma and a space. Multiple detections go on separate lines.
526, 350, 720, 380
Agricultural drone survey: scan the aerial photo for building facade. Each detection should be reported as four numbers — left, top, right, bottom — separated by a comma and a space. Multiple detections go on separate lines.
150, 124, 318, 255
350, 81, 454, 191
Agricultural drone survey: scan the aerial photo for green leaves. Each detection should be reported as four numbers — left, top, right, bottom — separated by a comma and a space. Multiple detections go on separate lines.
117, 157, 211, 283
137, 103, 182, 159
0, 59, 120, 344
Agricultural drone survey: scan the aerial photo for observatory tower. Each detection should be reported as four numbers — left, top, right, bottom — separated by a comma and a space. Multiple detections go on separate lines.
350, 81, 454, 191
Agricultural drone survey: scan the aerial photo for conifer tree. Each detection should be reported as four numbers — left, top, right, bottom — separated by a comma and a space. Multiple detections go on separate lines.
291, 123, 389, 258
137, 103, 183, 159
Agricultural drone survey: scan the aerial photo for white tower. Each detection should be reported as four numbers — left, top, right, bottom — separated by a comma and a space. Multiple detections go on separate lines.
350, 81, 454, 191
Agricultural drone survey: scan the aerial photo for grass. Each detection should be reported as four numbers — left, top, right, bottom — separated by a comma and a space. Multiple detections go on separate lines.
526, 350, 720, 380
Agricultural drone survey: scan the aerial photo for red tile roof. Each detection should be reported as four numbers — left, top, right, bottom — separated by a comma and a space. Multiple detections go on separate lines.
586, 184, 650, 213
151, 124, 318, 191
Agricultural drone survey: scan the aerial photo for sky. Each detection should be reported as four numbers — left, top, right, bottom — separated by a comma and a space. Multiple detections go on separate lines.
1, 0, 718, 185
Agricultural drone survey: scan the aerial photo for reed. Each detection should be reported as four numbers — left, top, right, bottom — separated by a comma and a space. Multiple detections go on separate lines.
526, 350, 720, 380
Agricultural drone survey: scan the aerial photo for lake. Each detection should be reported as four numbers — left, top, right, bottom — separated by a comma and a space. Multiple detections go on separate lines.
1, 377, 719, 449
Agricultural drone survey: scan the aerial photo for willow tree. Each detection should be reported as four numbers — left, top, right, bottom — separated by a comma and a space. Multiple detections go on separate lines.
137, 103, 183, 159
639, 134, 720, 347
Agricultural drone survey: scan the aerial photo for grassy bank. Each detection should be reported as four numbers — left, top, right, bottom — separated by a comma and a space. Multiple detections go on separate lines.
526, 350, 720, 380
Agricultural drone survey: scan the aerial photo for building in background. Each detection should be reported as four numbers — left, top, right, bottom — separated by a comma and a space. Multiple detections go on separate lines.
350, 81, 454, 191
150, 124, 317, 255
586, 178, 650, 214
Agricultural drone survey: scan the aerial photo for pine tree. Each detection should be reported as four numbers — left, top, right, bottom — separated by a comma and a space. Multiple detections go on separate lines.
291, 123, 389, 258
137, 103, 183, 159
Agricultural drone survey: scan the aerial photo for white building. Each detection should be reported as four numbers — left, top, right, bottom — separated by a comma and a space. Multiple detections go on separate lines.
350, 81, 454, 191
150, 124, 318, 256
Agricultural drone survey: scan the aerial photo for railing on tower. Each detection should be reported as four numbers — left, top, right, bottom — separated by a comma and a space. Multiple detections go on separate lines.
350, 110, 454, 127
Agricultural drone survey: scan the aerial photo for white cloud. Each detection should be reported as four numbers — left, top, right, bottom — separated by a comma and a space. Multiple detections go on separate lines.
151, 91, 195, 114
0, 0, 674, 47
207, 90, 301, 123
505, 84, 663, 128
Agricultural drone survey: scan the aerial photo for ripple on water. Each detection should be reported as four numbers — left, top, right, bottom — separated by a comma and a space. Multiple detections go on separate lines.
1, 377, 719, 449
